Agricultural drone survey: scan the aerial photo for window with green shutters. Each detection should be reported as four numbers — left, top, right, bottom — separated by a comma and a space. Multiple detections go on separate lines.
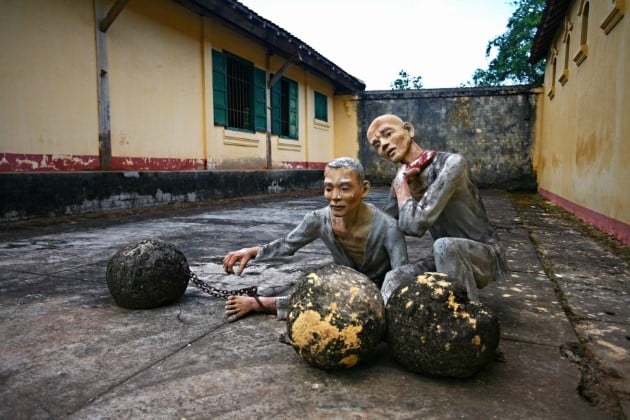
212, 50, 266, 132
314, 91, 328, 122
271, 76, 298, 139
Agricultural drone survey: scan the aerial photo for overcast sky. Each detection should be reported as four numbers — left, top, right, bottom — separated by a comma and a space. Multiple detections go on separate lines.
238, 0, 516, 90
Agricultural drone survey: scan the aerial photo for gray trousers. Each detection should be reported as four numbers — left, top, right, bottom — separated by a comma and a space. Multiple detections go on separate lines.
276, 296, 289, 320
381, 237, 498, 304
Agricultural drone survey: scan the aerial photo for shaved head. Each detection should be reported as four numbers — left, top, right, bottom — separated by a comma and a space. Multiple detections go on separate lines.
367, 114, 404, 141
365, 114, 419, 164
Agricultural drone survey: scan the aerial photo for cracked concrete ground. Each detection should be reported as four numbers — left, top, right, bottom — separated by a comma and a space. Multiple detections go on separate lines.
0, 188, 627, 419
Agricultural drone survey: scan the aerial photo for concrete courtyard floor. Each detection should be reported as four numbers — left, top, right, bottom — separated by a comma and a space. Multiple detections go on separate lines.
0, 187, 628, 419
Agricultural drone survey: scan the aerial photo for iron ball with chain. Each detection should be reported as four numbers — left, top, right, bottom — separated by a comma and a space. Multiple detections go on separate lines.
106, 239, 258, 309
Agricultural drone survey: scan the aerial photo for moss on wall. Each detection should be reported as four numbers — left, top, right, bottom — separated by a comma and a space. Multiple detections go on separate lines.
357, 86, 539, 191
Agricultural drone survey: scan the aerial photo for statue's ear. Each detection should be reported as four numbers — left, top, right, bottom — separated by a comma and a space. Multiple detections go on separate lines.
403, 122, 415, 138
362, 180, 371, 198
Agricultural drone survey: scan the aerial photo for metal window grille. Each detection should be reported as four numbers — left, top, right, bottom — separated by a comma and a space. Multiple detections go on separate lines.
226, 56, 252, 130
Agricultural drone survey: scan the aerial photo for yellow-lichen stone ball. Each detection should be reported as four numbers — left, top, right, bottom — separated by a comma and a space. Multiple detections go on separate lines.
286, 264, 385, 370
386, 272, 500, 378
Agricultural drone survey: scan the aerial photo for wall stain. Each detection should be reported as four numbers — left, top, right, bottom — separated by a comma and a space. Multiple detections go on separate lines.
449, 97, 474, 130
217, 157, 267, 170
576, 131, 611, 175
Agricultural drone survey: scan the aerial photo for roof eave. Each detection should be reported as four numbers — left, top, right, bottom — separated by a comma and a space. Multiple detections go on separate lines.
530, 0, 571, 64
171, 0, 366, 94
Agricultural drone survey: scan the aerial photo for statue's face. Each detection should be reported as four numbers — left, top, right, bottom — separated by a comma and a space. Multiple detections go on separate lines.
323, 167, 365, 218
367, 116, 413, 163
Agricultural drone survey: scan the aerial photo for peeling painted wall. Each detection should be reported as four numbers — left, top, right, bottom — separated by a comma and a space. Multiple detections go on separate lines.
357, 87, 539, 191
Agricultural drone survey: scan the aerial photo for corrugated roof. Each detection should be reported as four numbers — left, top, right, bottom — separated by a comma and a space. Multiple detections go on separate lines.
530, 0, 571, 63
171, 0, 366, 93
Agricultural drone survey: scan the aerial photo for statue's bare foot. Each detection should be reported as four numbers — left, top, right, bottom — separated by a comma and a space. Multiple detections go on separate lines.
225, 295, 274, 322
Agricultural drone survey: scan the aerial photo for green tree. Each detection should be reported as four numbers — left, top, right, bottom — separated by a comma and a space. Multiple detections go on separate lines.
471, 0, 546, 86
391, 69, 423, 90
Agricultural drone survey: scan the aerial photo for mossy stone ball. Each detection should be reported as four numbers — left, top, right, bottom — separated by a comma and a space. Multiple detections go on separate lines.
386, 272, 500, 378
106, 239, 190, 309
286, 264, 386, 370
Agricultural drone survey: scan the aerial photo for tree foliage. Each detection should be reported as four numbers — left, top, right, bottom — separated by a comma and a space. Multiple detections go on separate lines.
391, 69, 423, 90
471, 0, 546, 86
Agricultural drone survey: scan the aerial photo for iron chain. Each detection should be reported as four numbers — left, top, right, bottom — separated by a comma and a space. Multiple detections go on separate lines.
186, 267, 258, 299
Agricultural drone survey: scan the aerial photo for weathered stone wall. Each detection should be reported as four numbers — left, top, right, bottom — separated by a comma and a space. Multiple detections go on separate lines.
0, 170, 323, 222
358, 86, 539, 190
2, 87, 540, 222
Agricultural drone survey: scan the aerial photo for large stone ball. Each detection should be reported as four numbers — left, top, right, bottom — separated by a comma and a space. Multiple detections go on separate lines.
286, 264, 386, 370
106, 239, 190, 309
386, 272, 500, 378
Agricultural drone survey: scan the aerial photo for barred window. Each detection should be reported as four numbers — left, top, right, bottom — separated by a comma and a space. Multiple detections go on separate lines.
226, 55, 252, 130
212, 50, 266, 132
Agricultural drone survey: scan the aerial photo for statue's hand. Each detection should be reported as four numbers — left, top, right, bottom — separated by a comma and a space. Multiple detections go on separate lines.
393, 164, 416, 206
394, 164, 420, 185
222, 247, 256, 275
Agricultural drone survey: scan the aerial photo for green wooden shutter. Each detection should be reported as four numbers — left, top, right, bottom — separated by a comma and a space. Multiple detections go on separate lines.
254, 68, 267, 132
288, 79, 298, 139
315, 91, 328, 121
212, 50, 227, 126
271, 78, 281, 134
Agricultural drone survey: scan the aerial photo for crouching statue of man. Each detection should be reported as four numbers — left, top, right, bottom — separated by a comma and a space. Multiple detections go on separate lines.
366, 114, 508, 303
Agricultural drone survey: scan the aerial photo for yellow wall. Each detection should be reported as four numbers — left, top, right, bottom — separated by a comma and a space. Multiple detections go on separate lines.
108, 0, 205, 163
534, 0, 629, 226
1, 0, 347, 171
304, 74, 335, 165
0, 0, 99, 158
333, 95, 360, 160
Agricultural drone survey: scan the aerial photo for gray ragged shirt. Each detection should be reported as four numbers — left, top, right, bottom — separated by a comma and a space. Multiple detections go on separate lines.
384, 151, 508, 281
256, 204, 408, 319
256, 204, 407, 287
